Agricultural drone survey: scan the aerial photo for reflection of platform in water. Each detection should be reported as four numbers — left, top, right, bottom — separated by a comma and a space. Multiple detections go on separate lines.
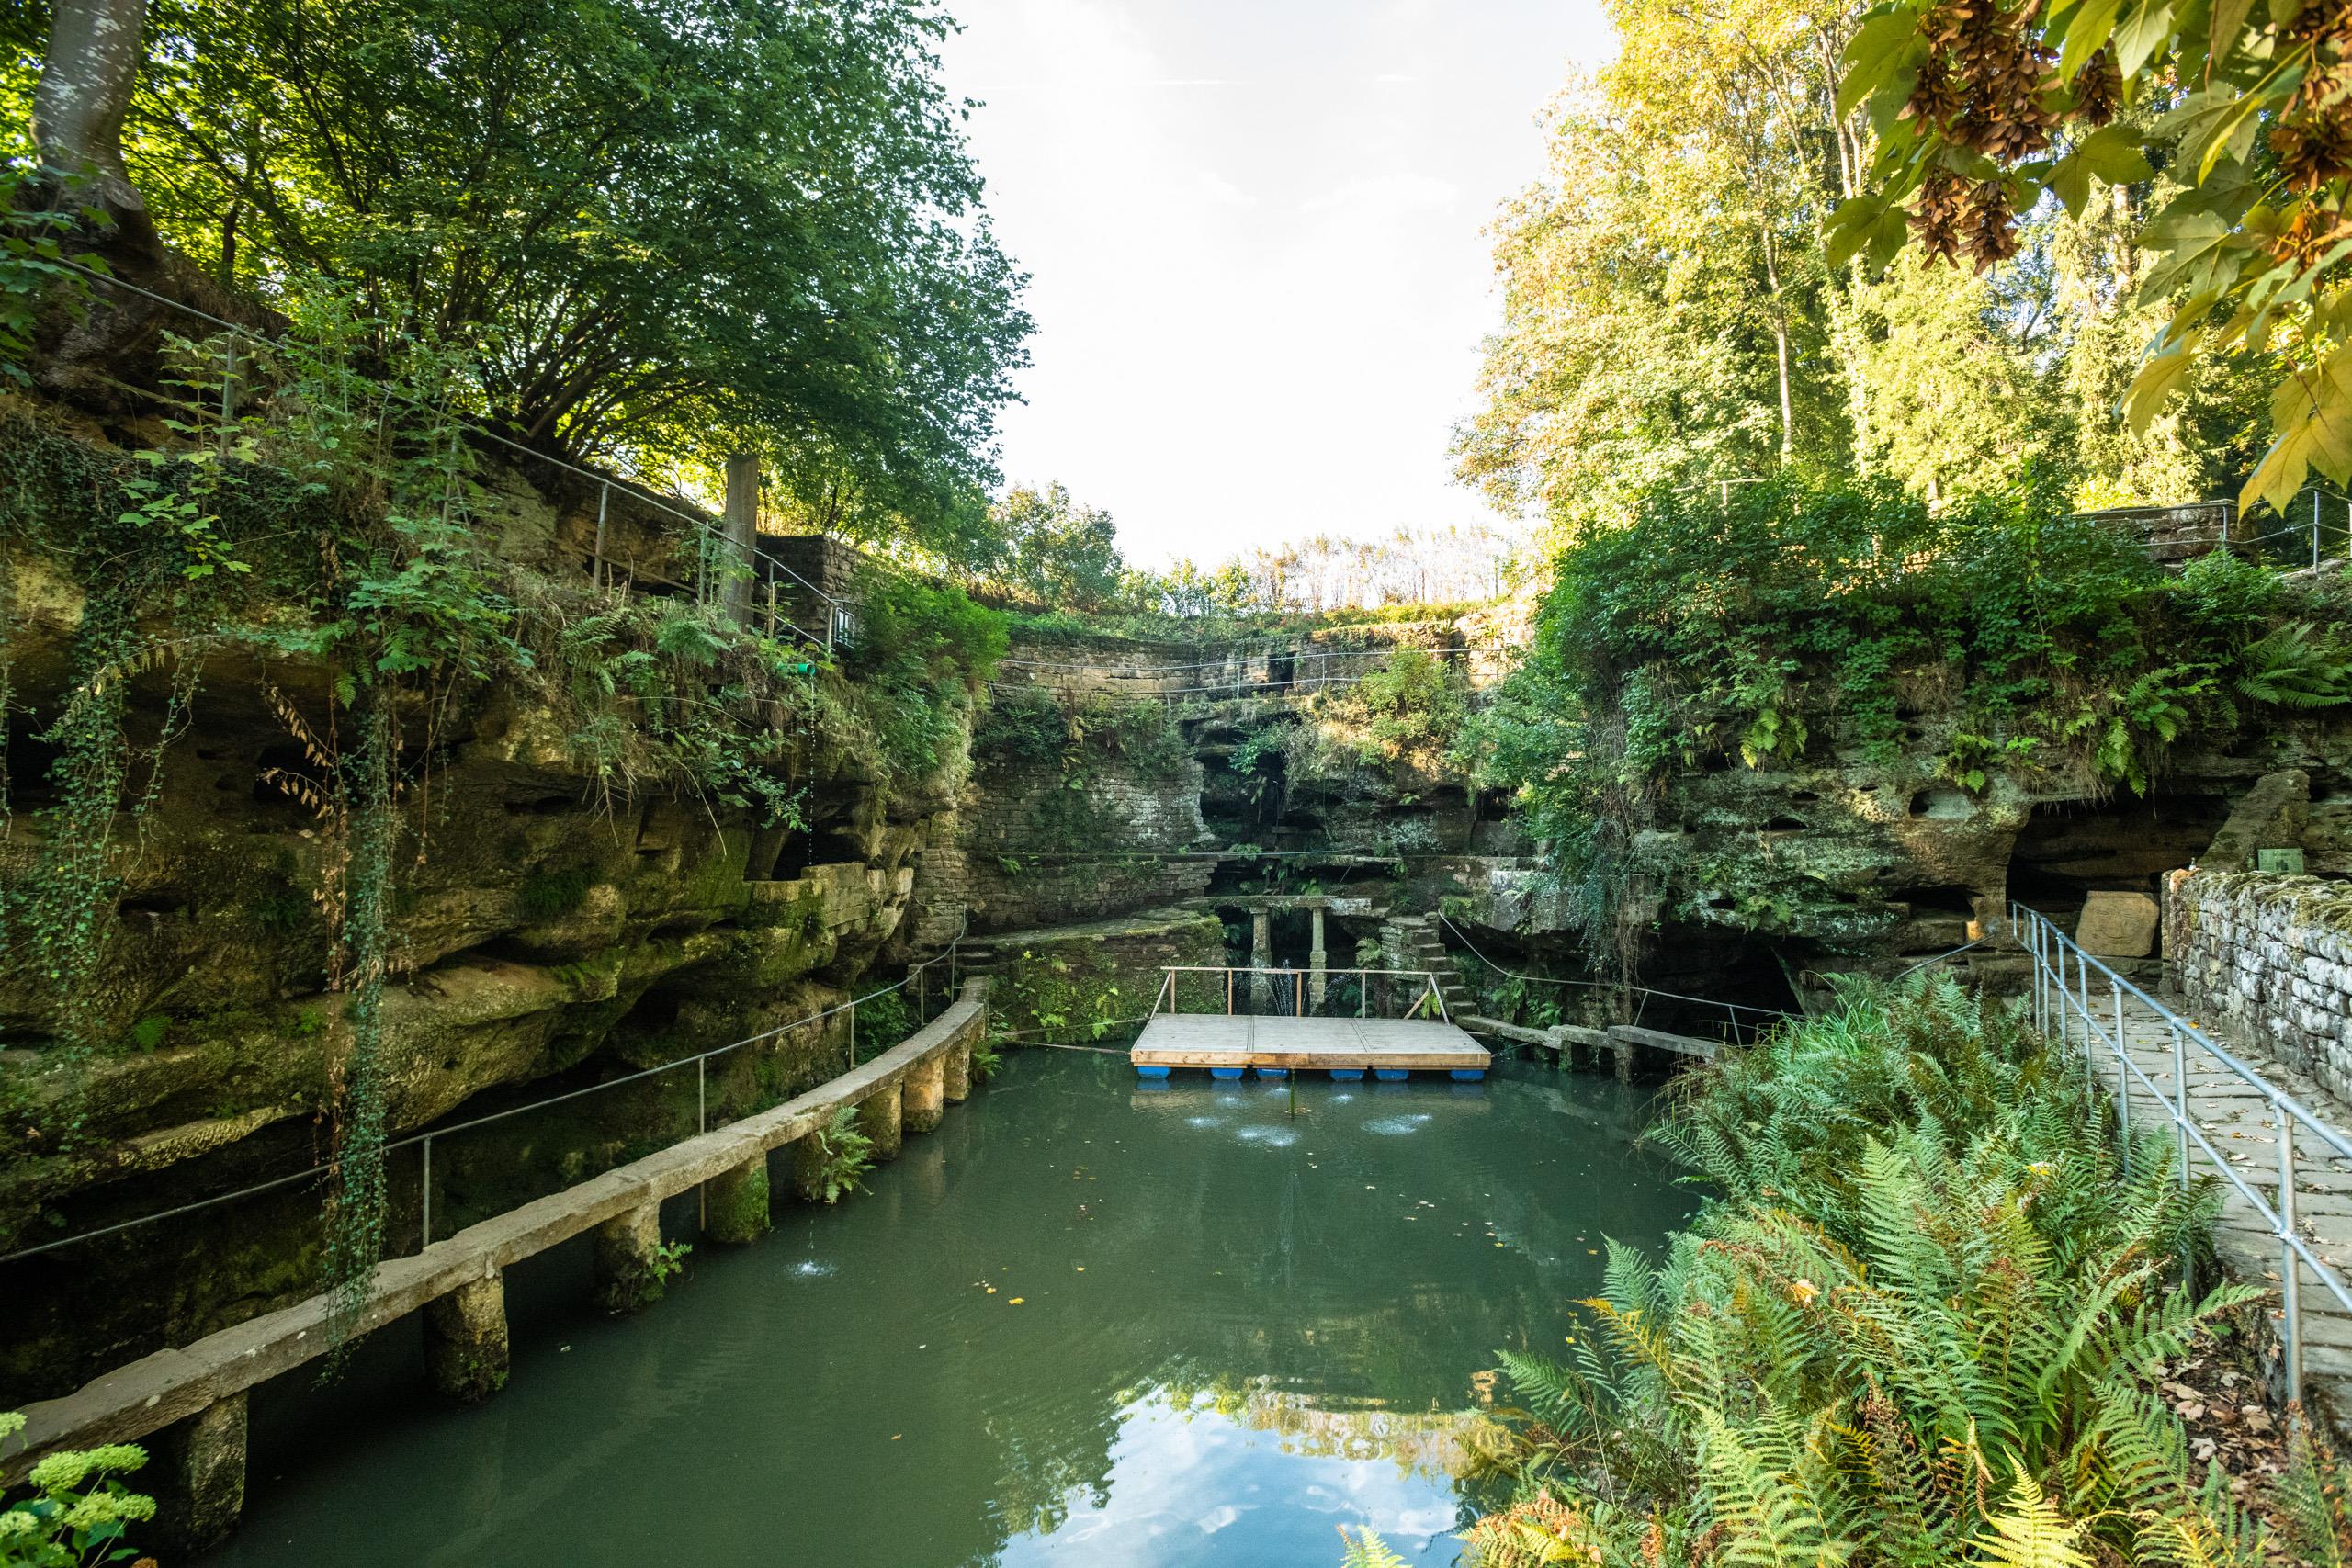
1131, 1015, 1491, 1078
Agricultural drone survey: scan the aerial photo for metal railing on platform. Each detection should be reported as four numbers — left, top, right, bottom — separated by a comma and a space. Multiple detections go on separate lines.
2013, 901, 2352, 1403
1149, 965, 1451, 1023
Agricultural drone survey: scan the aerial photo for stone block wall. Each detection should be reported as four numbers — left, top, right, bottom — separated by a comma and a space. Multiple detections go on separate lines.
951, 747, 1216, 931
989, 910, 1228, 1039
2165, 869, 2352, 1102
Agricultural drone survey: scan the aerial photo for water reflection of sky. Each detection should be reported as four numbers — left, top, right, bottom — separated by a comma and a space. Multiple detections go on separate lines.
208, 1055, 1691, 1568
999, 1388, 1474, 1567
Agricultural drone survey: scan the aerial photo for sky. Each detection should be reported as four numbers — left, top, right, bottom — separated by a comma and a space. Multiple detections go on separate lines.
934, 0, 1617, 570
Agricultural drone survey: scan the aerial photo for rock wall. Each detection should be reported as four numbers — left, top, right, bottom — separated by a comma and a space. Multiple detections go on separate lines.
911, 639, 1218, 936
0, 491, 965, 1405
985, 909, 1228, 1040
2165, 870, 2352, 1103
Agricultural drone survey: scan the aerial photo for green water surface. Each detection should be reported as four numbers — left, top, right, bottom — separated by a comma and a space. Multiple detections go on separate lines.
208, 1050, 1693, 1566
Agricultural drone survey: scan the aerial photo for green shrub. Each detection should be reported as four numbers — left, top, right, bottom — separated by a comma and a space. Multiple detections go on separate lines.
0, 1411, 156, 1566
851, 990, 912, 1055
843, 571, 1007, 784
803, 1105, 874, 1203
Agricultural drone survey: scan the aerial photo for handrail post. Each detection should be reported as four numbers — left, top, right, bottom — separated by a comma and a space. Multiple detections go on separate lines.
698, 1055, 707, 1135
421, 1134, 433, 1249
2112, 977, 2130, 1169
2172, 1021, 2191, 1192
2281, 1100, 2304, 1402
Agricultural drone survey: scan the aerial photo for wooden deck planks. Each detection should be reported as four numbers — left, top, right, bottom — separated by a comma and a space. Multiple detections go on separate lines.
1130, 1014, 1491, 1071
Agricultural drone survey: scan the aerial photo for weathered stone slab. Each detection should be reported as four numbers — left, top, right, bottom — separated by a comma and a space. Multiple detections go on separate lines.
2077, 891, 2159, 958
1608, 1024, 1719, 1062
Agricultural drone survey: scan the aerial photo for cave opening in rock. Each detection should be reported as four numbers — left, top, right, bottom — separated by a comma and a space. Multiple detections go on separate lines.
2005, 793, 2229, 920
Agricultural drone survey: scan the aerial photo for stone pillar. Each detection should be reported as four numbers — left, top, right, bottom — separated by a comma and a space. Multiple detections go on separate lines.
146, 1390, 247, 1556
859, 1082, 904, 1161
1250, 908, 1272, 1011
1613, 1041, 1634, 1084
424, 1269, 510, 1404
904, 1055, 945, 1134
1309, 906, 1328, 1010
704, 1151, 771, 1244
789, 1132, 825, 1202
943, 1038, 973, 1102
591, 1201, 666, 1314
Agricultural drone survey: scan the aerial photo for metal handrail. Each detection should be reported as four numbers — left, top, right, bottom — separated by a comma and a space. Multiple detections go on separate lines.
1151, 965, 1451, 1024
2012, 901, 2352, 1401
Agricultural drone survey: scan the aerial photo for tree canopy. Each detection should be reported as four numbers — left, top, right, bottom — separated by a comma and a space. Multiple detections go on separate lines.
1831, 0, 2352, 510
1461, 0, 2276, 533
4, 0, 1032, 559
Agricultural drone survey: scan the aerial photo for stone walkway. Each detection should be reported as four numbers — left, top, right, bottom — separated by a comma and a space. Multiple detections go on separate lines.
2087, 987, 2352, 1416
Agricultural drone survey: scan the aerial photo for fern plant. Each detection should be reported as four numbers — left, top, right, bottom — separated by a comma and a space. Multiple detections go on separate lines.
1452, 977, 2272, 1568
2233, 622, 2352, 710
804, 1104, 874, 1204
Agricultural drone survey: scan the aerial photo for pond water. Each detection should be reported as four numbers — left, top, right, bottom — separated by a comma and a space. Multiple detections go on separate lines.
208, 1049, 1693, 1568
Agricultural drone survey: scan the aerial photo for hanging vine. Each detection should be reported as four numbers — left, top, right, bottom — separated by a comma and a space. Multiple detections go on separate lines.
317, 690, 395, 1351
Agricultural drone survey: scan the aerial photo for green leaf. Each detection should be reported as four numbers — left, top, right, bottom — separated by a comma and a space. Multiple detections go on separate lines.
2124, 333, 2200, 433
2113, 0, 2177, 73
2061, 0, 2122, 78
1838, 9, 1927, 118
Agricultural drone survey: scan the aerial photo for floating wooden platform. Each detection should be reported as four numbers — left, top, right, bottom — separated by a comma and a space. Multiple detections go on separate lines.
1130, 1015, 1492, 1079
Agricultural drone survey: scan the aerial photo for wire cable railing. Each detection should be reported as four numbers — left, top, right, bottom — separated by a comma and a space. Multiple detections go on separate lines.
2071, 486, 2352, 571
1433, 912, 1792, 1046
0, 919, 969, 1267
2013, 901, 2352, 1404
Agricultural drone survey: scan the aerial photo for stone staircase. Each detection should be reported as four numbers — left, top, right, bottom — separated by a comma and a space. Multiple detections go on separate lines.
1386, 914, 1476, 1020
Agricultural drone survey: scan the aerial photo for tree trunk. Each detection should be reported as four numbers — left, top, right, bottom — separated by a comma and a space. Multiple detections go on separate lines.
32, 0, 148, 212
1762, 232, 1795, 461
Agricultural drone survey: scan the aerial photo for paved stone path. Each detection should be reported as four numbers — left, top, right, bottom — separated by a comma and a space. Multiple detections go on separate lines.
2085, 987, 2352, 1408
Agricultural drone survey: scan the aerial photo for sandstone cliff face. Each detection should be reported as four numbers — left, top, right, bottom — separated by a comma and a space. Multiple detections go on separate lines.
1457, 675, 2352, 1007
0, 535, 965, 1404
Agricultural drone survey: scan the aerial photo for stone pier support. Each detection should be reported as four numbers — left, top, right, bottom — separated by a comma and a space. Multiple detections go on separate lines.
704, 1152, 771, 1244
591, 1201, 665, 1314
1250, 909, 1272, 1011
146, 1390, 247, 1556
944, 1039, 973, 1102
424, 1269, 510, 1403
1613, 1042, 1634, 1083
1309, 906, 1328, 1010
859, 1082, 904, 1161
904, 1055, 945, 1134
789, 1132, 830, 1202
